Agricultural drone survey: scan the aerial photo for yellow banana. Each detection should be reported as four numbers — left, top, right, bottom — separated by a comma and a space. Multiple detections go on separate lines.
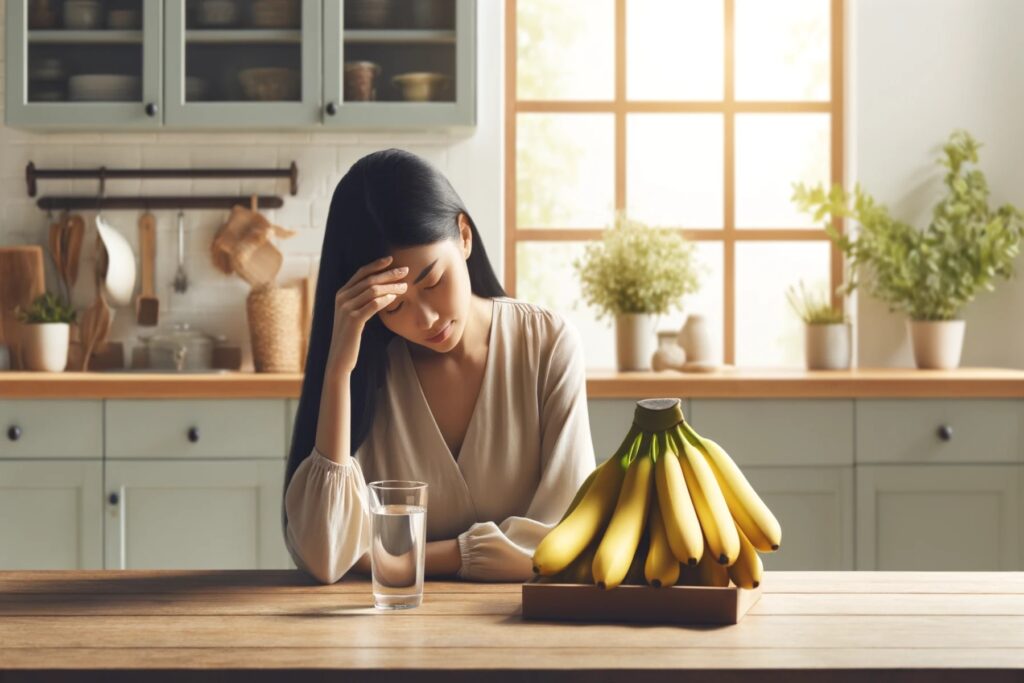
592, 434, 654, 590
557, 459, 605, 525
549, 538, 600, 584
644, 492, 680, 588
695, 537, 730, 587
672, 426, 740, 566
727, 525, 764, 589
683, 424, 782, 553
655, 432, 704, 566
532, 427, 640, 576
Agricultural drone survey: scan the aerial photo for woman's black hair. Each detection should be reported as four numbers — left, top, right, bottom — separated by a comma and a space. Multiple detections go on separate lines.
283, 148, 506, 523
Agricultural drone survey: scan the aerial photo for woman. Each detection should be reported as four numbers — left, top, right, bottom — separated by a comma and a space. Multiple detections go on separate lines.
283, 148, 595, 584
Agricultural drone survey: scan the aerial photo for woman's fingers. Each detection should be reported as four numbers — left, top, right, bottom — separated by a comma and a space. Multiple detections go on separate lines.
336, 263, 408, 305
343, 281, 408, 314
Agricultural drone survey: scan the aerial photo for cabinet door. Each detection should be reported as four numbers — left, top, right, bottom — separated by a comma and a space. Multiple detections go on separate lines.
104, 460, 290, 570
322, 0, 475, 128
856, 465, 1021, 571
5, 0, 162, 128
0, 461, 103, 569
742, 466, 854, 571
163, 0, 322, 127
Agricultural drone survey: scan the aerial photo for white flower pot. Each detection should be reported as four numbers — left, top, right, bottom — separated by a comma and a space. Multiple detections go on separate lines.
615, 313, 658, 371
22, 322, 70, 372
805, 322, 851, 370
907, 319, 965, 370
677, 313, 714, 364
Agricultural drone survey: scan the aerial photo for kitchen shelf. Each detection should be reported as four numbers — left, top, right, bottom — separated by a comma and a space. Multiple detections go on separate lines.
27, 30, 144, 44
184, 29, 302, 44
343, 29, 456, 45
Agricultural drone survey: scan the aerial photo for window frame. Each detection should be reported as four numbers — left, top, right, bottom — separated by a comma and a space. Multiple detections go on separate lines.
504, 0, 845, 366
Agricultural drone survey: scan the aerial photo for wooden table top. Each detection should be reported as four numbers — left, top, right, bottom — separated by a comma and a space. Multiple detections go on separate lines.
1, 570, 1022, 682
4, 367, 1024, 399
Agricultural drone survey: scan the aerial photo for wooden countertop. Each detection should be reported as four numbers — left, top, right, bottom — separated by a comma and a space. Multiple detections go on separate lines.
3, 367, 1024, 399
0, 570, 1021, 681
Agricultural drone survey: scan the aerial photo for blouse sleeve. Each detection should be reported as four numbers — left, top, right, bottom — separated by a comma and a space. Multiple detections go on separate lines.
284, 448, 374, 584
455, 317, 595, 581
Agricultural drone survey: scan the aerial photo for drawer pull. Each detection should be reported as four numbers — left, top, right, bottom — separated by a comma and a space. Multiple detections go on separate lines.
187, 426, 200, 443
937, 424, 953, 441
108, 492, 119, 505
7, 425, 21, 441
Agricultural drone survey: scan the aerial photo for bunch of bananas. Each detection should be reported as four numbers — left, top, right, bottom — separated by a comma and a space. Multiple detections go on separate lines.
532, 398, 781, 590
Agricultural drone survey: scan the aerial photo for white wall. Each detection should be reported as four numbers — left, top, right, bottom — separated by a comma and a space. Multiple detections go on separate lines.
851, 0, 1024, 368
0, 1, 504, 371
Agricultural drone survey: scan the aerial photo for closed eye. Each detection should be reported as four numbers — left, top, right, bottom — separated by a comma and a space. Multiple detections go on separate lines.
384, 275, 442, 314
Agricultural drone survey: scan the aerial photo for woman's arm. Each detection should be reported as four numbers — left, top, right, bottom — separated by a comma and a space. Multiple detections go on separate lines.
348, 540, 461, 577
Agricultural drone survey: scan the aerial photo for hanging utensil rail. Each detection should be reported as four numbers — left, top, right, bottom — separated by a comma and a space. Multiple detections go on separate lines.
26, 161, 298, 211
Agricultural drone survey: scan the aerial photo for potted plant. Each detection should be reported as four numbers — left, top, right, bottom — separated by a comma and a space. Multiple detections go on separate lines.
573, 211, 700, 371
792, 130, 1024, 369
786, 280, 850, 370
15, 291, 76, 372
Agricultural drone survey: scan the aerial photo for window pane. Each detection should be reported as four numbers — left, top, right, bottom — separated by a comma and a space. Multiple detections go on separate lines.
517, 114, 615, 229
627, 114, 723, 228
516, 240, 722, 369
517, 0, 615, 101
656, 241, 724, 365
735, 0, 830, 101
735, 114, 830, 228
627, 0, 723, 101
735, 241, 831, 367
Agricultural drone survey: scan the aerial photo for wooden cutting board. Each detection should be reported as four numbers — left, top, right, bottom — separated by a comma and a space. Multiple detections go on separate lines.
0, 246, 46, 370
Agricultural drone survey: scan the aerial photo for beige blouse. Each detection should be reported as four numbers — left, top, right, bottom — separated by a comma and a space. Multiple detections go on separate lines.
283, 296, 596, 583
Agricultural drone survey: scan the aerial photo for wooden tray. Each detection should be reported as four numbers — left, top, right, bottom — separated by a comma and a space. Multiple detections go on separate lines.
521, 579, 761, 625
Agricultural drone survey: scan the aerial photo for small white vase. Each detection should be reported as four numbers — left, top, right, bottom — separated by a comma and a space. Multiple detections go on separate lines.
23, 322, 70, 372
907, 319, 965, 370
615, 313, 658, 371
677, 314, 713, 363
805, 322, 851, 370
651, 330, 686, 371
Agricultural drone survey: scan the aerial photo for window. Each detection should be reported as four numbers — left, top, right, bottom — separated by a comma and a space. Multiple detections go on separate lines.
506, 0, 844, 368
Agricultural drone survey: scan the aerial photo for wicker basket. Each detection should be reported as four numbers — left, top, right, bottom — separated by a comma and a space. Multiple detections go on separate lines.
246, 283, 302, 372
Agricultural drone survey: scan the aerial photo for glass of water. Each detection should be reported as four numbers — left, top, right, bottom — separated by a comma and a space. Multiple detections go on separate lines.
366, 480, 428, 610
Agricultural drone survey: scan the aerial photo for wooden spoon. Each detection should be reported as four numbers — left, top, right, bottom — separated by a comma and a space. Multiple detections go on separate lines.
135, 212, 159, 325
64, 214, 86, 289
48, 216, 63, 295
79, 238, 112, 371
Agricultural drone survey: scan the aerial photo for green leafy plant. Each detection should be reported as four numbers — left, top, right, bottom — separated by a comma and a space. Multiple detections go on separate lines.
792, 130, 1024, 321
786, 280, 846, 325
15, 291, 77, 324
572, 211, 701, 321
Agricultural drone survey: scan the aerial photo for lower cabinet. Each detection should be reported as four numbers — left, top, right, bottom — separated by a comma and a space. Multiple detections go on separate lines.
856, 465, 1021, 571
104, 459, 291, 570
742, 466, 854, 571
0, 460, 103, 569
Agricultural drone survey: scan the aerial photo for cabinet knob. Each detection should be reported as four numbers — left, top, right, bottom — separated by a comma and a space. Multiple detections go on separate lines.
938, 424, 953, 441
7, 425, 22, 441
145, 102, 158, 117
108, 492, 119, 505
325, 101, 338, 116
187, 426, 200, 443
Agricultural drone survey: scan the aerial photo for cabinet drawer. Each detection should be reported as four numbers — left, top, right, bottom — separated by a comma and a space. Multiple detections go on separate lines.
0, 400, 103, 459
106, 400, 286, 459
687, 399, 854, 466
856, 399, 1023, 464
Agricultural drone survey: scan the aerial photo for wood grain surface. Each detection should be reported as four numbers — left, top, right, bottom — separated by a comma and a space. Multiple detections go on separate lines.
0, 570, 1021, 682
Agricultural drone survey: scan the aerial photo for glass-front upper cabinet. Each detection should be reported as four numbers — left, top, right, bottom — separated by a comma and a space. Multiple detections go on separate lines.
322, 0, 475, 128
5, 0, 163, 128
163, 0, 322, 127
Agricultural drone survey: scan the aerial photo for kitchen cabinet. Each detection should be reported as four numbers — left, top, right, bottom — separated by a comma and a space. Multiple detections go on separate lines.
5, 0, 163, 129
322, 0, 475, 129
104, 459, 290, 569
5, 0, 477, 130
0, 399, 103, 459
856, 464, 1021, 571
0, 460, 103, 569
742, 466, 854, 571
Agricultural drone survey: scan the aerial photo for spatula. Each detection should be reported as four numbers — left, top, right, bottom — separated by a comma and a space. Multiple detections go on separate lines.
136, 211, 159, 326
